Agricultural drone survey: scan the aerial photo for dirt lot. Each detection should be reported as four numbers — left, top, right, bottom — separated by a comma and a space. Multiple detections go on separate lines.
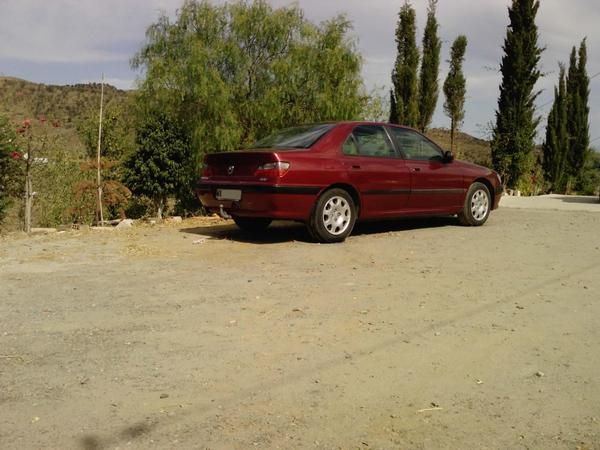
1, 207, 599, 449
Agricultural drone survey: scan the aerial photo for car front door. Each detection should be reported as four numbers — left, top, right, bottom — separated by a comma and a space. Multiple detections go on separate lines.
387, 127, 465, 212
341, 125, 410, 218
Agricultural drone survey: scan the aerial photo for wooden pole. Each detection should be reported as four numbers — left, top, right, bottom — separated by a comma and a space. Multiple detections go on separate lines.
96, 74, 105, 226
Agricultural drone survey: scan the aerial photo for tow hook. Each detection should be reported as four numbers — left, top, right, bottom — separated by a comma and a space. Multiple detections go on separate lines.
219, 204, 232, 220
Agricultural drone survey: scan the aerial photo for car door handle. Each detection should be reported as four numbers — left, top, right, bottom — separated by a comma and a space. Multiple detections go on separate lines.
351, 165, 361, 170
411, 167, 421, 172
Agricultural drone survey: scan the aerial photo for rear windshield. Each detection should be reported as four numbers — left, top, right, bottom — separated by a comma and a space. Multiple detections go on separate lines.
253, 124, 335, 149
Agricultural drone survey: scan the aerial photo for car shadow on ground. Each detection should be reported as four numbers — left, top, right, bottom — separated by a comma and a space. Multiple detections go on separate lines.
553, 195, 600, 204
179, 216, 459, 244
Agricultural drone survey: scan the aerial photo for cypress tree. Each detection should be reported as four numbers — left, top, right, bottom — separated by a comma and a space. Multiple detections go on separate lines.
566, 39, 590, 190
491, 0, 543, 189
443, 36, 468, 155
418, 0, 442, 133
390, 1, 419, 127
542, 64, 568, 192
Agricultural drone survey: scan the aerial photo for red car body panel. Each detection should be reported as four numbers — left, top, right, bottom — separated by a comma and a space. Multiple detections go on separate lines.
196, 122, 502, 222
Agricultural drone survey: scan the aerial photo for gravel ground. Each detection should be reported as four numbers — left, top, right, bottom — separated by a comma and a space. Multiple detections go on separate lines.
501, 194, 600, 212
1, 205, 599, 449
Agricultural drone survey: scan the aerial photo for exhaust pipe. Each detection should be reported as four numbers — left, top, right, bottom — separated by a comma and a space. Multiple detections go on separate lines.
219, 204, 232, 220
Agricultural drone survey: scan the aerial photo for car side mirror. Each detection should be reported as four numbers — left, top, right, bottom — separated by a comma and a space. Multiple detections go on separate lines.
443, 151, 454, 163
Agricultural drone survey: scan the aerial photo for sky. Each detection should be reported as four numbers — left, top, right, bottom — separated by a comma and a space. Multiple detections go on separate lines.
1, 0, 599, 143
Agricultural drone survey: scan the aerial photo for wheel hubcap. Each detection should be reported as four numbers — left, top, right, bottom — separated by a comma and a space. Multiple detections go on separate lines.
322, 196, 351, 235
471, 189, 489, 221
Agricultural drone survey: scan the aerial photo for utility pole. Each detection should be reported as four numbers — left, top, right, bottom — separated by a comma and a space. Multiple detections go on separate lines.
96, 74, 105, 226
24, 132, 33, 234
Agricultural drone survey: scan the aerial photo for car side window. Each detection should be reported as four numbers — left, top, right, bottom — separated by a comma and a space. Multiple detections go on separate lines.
342, 136, 360, 155
345, 125, 396, 158
389, 128, 443, 161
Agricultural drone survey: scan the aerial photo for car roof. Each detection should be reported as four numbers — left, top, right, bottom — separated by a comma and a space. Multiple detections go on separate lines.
331, 121, 419, 132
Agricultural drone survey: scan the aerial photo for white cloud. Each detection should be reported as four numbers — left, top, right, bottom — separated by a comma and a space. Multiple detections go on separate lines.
0, 0, 178, 63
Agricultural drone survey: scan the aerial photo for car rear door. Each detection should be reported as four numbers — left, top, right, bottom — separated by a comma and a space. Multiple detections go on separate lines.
387, 127, 465, 212
341, 125, 410, 218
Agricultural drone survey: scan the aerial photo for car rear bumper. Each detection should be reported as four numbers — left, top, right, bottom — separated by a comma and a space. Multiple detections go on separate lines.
196, 182, 321, 221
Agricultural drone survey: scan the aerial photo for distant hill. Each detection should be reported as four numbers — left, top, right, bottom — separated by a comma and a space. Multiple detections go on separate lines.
1, 76, 492, 165
0, 76, 132, 154
426, 128, 491, 166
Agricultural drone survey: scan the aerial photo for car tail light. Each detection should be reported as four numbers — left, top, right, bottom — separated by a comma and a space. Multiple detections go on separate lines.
257, 161, 290, 178
201, 165, 212, 180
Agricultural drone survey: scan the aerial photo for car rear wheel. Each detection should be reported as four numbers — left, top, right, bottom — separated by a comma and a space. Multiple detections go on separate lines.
458, 182, 491, 226
232, 216, 272, 233
308, 188, 356, 243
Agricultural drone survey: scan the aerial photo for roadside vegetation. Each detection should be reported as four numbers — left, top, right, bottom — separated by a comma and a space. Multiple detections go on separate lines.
0, 0, 598, 232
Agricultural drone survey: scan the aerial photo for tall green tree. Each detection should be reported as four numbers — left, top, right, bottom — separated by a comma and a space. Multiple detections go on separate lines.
418, 0, 442, 132
566, 39, 590, 190
0, 116, 18, 225
443, 36, 468, 155
133, 0, 364, 172
78, 99, 136, 162
390, 1, 420, 127
123, 112, 193, 220
543, 64, 569, 192
491, 0, 544, 189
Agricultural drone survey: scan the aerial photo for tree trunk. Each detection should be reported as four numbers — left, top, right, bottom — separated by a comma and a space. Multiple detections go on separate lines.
156, 197, 164, 220
450, 118, 455, 154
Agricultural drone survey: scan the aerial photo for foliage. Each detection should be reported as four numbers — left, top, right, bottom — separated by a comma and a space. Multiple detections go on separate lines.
491, 0, 544, 188
576, 151, 600, 195
0, 77, 135, 229
566, 40, 590, 190
443, 36, 468, 155
361, 87, 390, 122
542, 39, 591, 194
11, 118, 88, 229
33, 147, 86, 227
78, 98, 136, 162
0, 76, 131, 155
133, 0, 364, 172
390, 1, 419, 127
123, 112, 193, 218
543, 64, 569, 192
418, 0, 441, 132
69, 160, 132, 224
0, 115, 20, 225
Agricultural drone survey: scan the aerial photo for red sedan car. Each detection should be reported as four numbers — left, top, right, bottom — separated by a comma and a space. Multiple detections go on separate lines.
196, 122, 502, 243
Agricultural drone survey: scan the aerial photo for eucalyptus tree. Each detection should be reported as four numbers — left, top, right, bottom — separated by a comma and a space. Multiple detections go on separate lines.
132, 0, 364, 162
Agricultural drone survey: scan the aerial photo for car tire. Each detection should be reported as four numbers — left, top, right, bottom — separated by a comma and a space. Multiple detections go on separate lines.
232, 216, 272, 233
458, 182, 491, 226
308, 188, 357, 243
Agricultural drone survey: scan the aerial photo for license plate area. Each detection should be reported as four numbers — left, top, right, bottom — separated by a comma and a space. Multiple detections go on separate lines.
216, 189, 242, 201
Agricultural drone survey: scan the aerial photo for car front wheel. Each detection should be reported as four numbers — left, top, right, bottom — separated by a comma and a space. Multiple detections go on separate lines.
308, 188, 356, 243
458, 182, 491, 226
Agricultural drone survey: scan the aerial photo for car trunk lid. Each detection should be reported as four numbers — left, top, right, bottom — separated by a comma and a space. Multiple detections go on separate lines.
203, 150, 288, 182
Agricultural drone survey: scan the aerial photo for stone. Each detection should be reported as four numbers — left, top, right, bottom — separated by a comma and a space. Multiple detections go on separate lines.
116, 219, 134, 230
